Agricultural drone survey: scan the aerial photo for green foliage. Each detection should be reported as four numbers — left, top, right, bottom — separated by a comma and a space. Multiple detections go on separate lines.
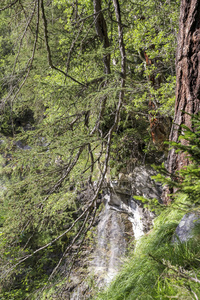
153, 113, 200, 206
95, 207, 200, 300
0, 0, 180, 298
123, 0, 179, 117
96, 113, 200, 300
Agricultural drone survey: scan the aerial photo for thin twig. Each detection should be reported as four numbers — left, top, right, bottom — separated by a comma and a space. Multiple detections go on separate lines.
10, 0, 39, 136
149, 254, 200, 284
41, 0, 86, 87
0, 0, 19, 11
2, 0, 38, 108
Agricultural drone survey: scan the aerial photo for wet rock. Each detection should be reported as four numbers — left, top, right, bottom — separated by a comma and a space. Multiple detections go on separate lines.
91, 203, 127, 287
55, 165, 161, 299
172, 212, 200, 243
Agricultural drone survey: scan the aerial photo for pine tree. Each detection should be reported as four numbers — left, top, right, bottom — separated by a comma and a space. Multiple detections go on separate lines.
163, 0, 200, 203
0, 0, 180, 297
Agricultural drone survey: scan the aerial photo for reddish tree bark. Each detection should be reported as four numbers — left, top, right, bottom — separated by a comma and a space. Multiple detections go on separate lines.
144, 51, 171, 149
163, 0, 200, 203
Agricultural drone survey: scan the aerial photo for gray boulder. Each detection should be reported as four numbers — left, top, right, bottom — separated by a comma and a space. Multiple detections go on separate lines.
172, 212, 200, 243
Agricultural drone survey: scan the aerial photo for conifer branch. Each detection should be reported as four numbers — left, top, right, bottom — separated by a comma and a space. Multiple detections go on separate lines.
40, 0, 86, 87
40, 146, 85, 206
10, 0, 39, 135
93, 0, 111, 75
1, 141, 104, 279
0, 164, 105, 279
2, 0, 38, 109
38, 204, 98, 299
65, 22, 84, 73
48, 210, 91, 281
57, 204, 97, 296
73, 7, 109, 25
89, 0, 111, 135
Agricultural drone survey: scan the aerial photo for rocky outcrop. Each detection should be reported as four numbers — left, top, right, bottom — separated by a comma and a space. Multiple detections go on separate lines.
105, 165, 162, 238
91, 203, 128, 287
57, 164, 162, 299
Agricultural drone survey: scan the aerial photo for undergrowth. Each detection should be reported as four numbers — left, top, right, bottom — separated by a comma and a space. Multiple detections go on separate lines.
95, 114, 200, 300
95, 204, 200, 300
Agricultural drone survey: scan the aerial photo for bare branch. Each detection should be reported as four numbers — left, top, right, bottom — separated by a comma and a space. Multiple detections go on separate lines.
190, 288, 199, 300
37, 203, 98, 299
48, 210, 90, 281
39, 145, 85, 206
1, 0, 38, 110
73, 7, 109, 25
0, 0, 19, 11
65, 22, 84, 73
40, 0, 86, 87
112, 0, 126, 79
18, 0, 36, 35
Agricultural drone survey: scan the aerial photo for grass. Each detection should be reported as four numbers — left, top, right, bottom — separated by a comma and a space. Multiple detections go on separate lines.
95, 200, 200, 300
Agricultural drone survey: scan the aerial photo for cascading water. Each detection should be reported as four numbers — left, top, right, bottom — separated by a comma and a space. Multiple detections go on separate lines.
92, 201, 127, 287
128, 199, 144, 240
67, 166, 160, 299
92, 193, 150, 289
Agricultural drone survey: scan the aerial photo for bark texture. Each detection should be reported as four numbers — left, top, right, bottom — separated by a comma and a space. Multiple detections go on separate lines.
163, 0, 200, 203
93, 0, 111, 75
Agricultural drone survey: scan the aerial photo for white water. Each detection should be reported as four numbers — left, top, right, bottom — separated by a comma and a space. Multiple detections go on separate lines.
69, 191, 152, 299
129, 199, 144, 240
92, 194, 146, 288
93, 202, 126, 286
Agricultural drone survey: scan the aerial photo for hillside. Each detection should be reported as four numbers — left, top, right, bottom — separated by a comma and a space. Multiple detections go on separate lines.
0, 0, 200, 299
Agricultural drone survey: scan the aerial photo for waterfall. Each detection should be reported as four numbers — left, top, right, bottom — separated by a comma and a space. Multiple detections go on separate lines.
92, 191, 151, 288
67, 166, 159, 298
92, 201, 126, 287
128, 199, 144, 240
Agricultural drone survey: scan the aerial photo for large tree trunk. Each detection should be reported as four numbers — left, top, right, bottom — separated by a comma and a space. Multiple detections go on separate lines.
163, 0, 200, 204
